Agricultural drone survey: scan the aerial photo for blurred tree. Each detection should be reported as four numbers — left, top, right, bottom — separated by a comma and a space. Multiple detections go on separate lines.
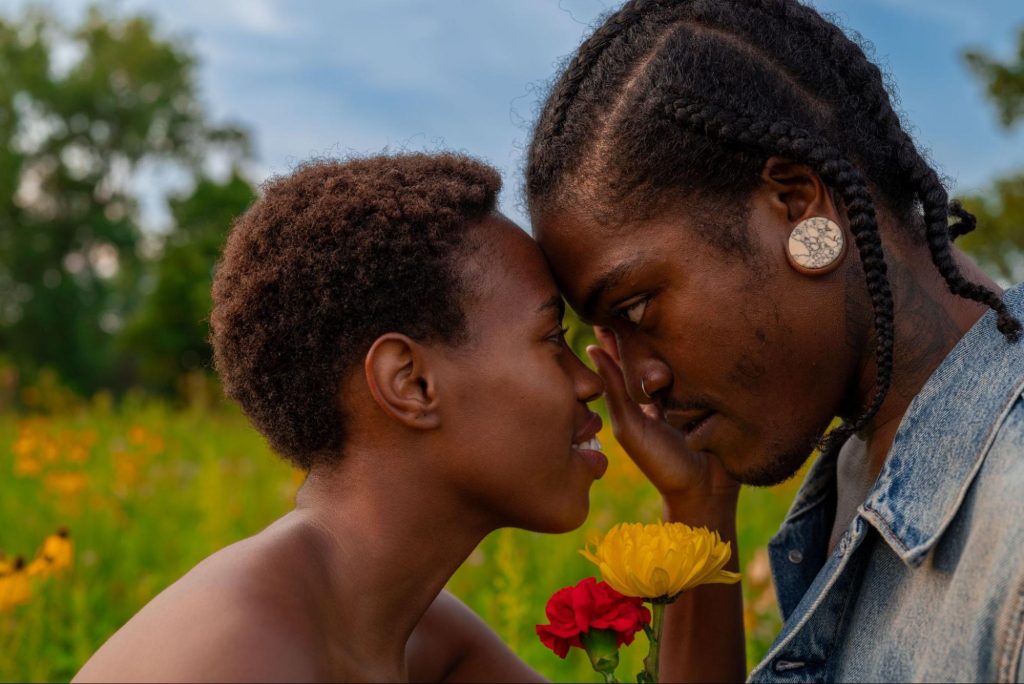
120, 172, 255, 395
961, 29, 1024, 282
0, 6, 249, 394
965, 28, 1024, 129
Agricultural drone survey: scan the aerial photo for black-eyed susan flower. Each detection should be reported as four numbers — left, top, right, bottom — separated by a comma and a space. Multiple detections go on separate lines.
0, 557, 31, 612
26, 528, 73, 578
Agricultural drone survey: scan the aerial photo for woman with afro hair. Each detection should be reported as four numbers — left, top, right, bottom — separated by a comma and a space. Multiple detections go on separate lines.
74, 153, 607, 682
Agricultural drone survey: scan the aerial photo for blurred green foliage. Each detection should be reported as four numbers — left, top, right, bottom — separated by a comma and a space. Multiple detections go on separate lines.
965, 28, 1024, 130
119, 173, 255, 394
961, 29, 1024, 282
0, 5, 252, 398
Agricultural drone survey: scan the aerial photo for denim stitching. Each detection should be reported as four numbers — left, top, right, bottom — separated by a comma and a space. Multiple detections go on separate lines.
997, 578, 1024, 683
750, 526, 866, 680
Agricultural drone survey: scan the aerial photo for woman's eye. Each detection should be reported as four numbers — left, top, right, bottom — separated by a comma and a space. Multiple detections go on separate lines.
619, 298, 648, 325
547, 327, 569, 345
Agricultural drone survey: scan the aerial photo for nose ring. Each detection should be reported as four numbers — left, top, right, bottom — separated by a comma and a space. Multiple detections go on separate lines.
640, 377, 651, 401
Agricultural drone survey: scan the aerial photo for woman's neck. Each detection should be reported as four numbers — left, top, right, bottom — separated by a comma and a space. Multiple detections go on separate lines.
288, 444, 493, 678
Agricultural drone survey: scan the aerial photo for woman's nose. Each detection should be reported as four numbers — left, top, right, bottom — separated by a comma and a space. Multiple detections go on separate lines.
572, 351, 605, 403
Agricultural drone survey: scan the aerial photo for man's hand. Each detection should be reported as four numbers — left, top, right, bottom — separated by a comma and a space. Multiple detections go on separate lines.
589, 327, 747, 683
587, 327, 739, 504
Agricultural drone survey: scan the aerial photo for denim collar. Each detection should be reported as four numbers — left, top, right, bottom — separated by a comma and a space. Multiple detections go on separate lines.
858, 283, 1024, 567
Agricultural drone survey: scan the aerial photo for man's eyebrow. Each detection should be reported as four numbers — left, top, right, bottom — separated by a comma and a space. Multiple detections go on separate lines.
537, 294, 566, 320
580, 260, 642, 322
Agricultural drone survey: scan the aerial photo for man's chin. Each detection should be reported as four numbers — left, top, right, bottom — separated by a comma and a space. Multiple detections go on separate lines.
727, 447, 815, 488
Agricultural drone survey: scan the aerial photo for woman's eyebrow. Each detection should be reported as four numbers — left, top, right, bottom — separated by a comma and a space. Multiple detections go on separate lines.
537, 294, 566, 321
580, 259, 643, 322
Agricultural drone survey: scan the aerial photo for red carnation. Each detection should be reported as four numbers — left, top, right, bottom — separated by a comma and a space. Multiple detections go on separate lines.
536, 577, 652, 659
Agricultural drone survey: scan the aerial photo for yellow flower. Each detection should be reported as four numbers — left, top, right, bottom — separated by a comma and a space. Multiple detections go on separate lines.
44, 471, 88, 496
128, 425, 148, 446
27, 529, 73, 578
581, 522, 741, 600
0, 558, 31, 612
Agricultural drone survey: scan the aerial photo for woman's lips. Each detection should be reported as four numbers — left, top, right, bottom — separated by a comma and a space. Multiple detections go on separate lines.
572, 412, 607, 479
573, 442, 608, 479
573, 411, 603, 444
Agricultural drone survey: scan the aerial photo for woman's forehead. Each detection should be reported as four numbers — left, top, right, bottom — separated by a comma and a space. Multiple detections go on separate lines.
468, 214, 561, 323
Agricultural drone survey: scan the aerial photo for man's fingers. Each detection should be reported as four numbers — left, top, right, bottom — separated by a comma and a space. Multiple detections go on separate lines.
586, 345, 644, 436
593, 326, 621, 365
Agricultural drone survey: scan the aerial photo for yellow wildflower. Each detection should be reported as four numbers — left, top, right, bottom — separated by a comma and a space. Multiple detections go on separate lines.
44, 471, 88, 496
128, 425, 147, 446
581, 522, 741, 600
26, 528, 73, 578
68, 445, 89, 463
14, 453, 42, 476
0, 558, 31, 612
41, 440, 59, 463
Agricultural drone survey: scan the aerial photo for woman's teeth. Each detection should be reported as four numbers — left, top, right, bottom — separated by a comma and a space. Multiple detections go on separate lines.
573, 436, 602, 451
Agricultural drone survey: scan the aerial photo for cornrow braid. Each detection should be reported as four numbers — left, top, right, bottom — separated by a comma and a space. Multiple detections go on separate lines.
529, 0, 693, 198
665, 98, 894, 439
543, 0, 660, 140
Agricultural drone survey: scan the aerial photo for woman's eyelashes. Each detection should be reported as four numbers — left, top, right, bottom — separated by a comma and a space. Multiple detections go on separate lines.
546, 326, 570, 346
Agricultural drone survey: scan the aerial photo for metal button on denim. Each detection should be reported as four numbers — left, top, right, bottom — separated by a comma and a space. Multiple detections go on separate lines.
787, 549, 803, 564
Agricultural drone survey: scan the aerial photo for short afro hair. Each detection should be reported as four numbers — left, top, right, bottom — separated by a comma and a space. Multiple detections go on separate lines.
210, 153, 502, 469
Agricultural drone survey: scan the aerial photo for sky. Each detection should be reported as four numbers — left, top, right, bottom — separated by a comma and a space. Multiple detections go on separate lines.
3, 0, 1024, 230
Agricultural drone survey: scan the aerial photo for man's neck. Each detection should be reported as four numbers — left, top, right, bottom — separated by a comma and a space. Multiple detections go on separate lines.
850, 243, 1001, 483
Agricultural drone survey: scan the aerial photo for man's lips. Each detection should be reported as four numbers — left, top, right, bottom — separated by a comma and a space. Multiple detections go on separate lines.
665, 408, 716, 434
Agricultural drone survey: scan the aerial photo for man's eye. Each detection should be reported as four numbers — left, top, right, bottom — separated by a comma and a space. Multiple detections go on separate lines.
618, 299, 648, 324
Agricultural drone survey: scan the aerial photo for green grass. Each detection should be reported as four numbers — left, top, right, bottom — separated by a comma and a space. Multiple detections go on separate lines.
0, 399, 800, 682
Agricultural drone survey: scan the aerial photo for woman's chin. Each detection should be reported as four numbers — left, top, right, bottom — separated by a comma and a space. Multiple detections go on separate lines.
526, 496, 591, 535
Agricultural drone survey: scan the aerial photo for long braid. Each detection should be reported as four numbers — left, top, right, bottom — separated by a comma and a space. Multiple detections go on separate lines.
915, 165, 1022, 339
666, 99, 894, 436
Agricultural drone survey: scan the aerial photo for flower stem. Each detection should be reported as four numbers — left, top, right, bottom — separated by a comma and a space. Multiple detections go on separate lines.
601, 670, 620, 684
642, 602, 666, 683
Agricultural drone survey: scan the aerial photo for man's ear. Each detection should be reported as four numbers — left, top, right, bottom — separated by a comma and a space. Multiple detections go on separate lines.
363, 333, 441, 430
761, 156, 848, 276
761, 156, 840, 224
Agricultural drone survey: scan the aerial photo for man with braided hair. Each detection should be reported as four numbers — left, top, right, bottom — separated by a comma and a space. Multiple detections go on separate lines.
527, 0, 1024, 681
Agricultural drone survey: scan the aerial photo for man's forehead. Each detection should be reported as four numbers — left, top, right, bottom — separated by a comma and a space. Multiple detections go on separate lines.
543, 235, 651, 307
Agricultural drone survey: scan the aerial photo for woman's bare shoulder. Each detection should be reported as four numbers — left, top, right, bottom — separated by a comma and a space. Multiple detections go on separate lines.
74, 523, 326, 682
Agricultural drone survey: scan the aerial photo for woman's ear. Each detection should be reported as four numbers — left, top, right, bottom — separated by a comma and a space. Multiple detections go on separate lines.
363, 333, 441, 430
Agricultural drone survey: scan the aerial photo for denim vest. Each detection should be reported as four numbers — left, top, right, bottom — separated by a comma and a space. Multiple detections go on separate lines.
749, 284, 1024, 683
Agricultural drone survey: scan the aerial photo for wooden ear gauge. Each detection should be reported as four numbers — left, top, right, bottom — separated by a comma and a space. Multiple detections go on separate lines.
786, 217, 846, 274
